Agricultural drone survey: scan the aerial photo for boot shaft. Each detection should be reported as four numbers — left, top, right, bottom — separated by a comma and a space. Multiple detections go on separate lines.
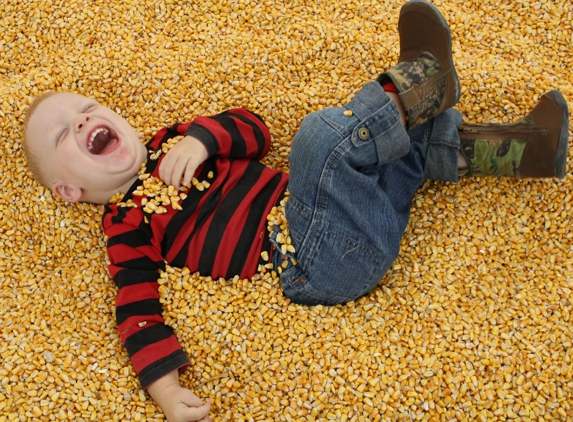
458, 90, 569, 179
377, 0, 460, 131
459, 123, 561, 178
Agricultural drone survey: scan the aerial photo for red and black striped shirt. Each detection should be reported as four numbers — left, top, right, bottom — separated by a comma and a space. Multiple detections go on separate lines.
102, 109, 289, 388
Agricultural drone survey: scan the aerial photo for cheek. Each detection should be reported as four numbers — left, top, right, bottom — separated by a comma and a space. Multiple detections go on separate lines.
55, 145, 80, 168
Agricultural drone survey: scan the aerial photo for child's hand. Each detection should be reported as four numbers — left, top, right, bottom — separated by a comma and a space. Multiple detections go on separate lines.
159, 136, 209, 190
147, 370, 212, 422
156, 385, 212, 422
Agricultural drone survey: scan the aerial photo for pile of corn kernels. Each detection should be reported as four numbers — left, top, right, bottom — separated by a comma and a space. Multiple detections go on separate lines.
1, 0, 572, 421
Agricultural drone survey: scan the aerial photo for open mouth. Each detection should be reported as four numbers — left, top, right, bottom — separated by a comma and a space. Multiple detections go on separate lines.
87, 126, 119, 155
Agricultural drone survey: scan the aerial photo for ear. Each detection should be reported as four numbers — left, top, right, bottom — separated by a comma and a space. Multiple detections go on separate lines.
53, 182, 82, 203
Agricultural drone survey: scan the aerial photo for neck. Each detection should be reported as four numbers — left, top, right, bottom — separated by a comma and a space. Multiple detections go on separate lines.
81, 174, 140, 204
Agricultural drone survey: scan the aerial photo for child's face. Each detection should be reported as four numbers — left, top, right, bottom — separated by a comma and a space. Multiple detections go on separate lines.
26, 92, 147, 203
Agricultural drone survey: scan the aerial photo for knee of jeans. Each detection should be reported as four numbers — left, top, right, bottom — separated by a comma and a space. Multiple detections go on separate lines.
291, 113, 322, 152
290, 111, 346, 164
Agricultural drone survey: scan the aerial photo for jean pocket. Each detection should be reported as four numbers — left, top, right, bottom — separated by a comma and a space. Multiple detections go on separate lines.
281, 227, 388, 306
315, 228, 385, 296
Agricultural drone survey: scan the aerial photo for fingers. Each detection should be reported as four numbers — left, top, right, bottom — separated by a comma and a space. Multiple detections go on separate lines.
176, 387, 212, 422
158, 154, 179, 190
159, 155, 196, 191
187, 402, 212, 421
157, 136, 210, 191
174, 401, 211, 422
170, 156, 191, 191
180, 390, 206, 408
181, 161, 198, 189
158, 154, 173, 188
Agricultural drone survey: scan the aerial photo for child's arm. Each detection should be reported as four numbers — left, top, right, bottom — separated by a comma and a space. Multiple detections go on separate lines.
147, 370, 212, 422
158, 108, 272, 190
182, 108, 272, 161
102, 212, 207, 417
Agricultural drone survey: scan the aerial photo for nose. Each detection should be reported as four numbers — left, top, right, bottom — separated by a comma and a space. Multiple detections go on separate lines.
76, 115, 90, 131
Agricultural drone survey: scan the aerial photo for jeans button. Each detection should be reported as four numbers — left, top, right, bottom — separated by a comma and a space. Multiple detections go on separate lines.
358, 127, 370, 140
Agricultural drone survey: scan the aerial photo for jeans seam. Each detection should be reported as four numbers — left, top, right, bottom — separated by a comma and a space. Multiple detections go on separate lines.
427, 138, 460, 149
318, 112, 354, 139
283, 265, 356, 304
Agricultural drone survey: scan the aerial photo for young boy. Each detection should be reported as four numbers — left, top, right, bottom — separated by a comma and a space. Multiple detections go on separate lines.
23, 1, 569, 421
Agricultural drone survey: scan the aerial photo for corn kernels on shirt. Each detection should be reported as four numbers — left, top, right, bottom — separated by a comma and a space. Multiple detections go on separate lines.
102, 109, 288, 388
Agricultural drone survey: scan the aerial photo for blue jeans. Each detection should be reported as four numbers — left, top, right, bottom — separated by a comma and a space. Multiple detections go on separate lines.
273, 81, 462, 305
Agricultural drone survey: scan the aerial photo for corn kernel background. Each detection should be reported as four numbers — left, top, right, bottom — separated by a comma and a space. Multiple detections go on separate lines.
1, 0, 572, 421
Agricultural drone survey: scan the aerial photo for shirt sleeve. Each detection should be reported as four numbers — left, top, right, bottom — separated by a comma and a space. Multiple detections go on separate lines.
103, 206, 189, 389
184, 108, 272, 160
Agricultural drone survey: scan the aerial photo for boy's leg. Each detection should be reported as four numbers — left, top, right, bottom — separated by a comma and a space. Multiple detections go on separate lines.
279, 82, 409, 306
374, 108, 462, 231
277, 82, 461, 306
275, 1, 463, 306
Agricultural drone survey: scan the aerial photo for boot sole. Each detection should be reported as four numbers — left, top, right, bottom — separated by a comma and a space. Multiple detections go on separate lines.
399, 0, 461, 109
550, 90, 570, 178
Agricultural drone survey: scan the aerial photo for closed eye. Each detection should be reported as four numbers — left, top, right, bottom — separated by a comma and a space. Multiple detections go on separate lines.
54, 103, 96, 147
55, 128, 68, 147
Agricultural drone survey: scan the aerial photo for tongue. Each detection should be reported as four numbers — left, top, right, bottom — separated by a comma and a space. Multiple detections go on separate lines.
90, 130, 112, 155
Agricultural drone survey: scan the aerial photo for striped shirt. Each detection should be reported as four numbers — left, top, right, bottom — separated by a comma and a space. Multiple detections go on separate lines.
102, 109, 289, 388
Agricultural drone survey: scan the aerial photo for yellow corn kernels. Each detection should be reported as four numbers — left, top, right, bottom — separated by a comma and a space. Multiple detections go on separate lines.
1, 0, 573, 421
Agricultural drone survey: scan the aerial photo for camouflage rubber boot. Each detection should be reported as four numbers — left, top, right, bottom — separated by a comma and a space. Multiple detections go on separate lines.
377, 0, 460, 130
458, 90, 569, 178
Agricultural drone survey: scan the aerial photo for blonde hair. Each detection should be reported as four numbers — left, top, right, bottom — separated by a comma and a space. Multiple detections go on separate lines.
22, 91, 62, 188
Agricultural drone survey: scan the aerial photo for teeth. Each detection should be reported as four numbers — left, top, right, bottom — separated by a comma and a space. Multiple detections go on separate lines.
88, 127, 109, 148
